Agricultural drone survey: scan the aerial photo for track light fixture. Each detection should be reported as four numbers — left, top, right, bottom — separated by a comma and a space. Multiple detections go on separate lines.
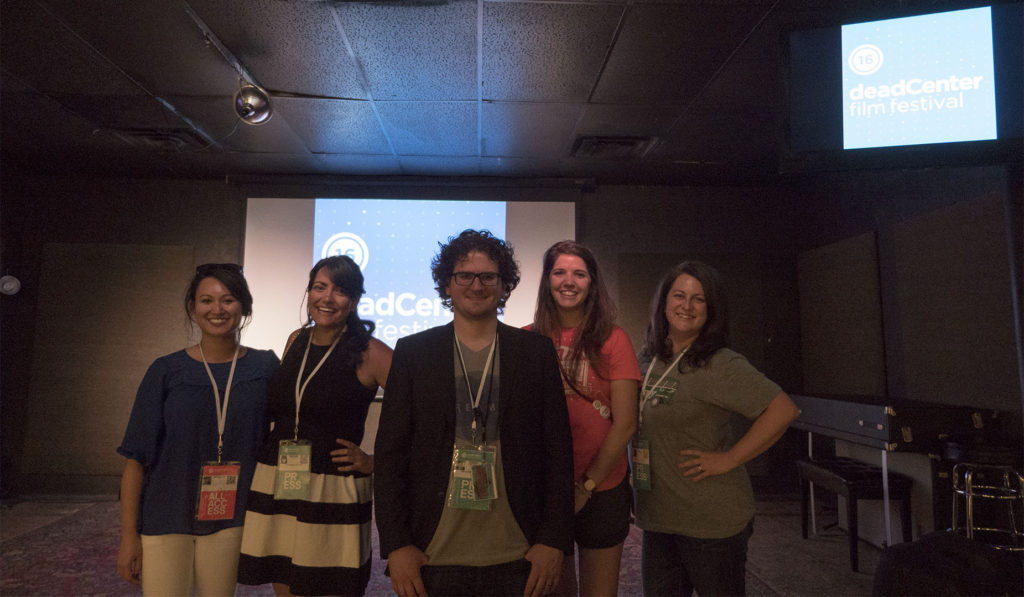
185, 3, 273, 126
234, 81, 272, 125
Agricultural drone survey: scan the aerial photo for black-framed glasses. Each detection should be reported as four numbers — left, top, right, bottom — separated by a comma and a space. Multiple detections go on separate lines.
452, 271, 500, 286
196, 263, 243, 275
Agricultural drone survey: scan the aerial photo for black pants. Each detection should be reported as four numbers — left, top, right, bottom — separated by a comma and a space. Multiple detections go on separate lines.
420, 558, 532, 597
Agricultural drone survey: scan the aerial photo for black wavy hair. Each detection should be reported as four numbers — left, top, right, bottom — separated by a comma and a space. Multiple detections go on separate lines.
301, 255, 375, 368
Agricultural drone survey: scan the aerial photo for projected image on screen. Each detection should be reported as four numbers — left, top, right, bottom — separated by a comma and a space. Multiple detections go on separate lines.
842, 6, 997, 149
314, 199, 505, 347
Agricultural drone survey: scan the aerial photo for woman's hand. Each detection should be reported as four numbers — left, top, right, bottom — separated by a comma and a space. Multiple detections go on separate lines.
117, 532, 143, 584
331, 438, 373, 474
118, 459, 144, 585
678, 449, 739, 482
572, 482, 592, 514
680, 392, 800, 482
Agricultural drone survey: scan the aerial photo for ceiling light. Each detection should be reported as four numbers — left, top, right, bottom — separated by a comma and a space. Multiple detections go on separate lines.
234, 83, 272, 125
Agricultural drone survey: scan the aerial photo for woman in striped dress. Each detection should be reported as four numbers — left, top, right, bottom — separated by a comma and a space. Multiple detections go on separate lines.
238, 255, 392, 596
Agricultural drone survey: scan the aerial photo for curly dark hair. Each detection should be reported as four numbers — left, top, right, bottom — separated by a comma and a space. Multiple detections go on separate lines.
431, 229, 520, 312
532, 240, 616, 397
300, 255, 375, 368
640, 261, 729, 372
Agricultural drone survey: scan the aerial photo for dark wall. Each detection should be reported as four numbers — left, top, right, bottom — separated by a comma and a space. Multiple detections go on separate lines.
1, 176, 249, 495
579, 184, 802, 390
780, 165, 1021, 413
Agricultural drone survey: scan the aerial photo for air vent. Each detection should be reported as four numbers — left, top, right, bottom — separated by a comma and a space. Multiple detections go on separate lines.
102, 128, 207, 151
571, 136, 657, 160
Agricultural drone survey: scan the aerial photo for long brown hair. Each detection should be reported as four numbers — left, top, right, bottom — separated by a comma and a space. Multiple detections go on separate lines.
532, 241, 616, 398
640, 261, 729, 372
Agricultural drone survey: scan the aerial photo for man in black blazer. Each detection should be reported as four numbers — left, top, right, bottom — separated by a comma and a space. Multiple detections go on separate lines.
375, 229, 573, 597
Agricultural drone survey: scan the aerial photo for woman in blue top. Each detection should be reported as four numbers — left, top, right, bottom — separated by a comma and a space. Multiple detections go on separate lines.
117, 263, 279, 596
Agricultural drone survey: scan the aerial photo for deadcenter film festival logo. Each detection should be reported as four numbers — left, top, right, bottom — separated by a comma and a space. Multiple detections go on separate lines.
322, 232, 370, 269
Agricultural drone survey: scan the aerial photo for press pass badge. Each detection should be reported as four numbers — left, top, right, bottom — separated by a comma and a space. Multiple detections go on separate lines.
632, 438, 652, 491
196, 462, 241, 520
274, 439, 312, 500
448, 445, 497, 510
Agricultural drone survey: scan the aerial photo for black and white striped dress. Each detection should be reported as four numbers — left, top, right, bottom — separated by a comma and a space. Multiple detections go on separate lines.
238, 327, 376, 596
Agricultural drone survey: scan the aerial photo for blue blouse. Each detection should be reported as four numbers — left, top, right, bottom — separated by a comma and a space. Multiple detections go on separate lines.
118, 348, 278, 535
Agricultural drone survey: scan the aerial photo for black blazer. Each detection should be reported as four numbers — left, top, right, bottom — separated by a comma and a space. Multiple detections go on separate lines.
374, 322, 573, 559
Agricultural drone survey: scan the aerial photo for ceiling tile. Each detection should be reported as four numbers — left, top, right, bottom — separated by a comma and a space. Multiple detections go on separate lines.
592, 4, 771, 104
24, 0, 239, 96
1, 89, 118, 154
188, 0, 366, 99
398, 156, 482, 176
46, 94, 188, 129
312, 154, 403, 176
482, 102, 583, 158
335, 0, 478, 101
654, 106, 778, 163
273, 97, 391, 155
696, 19, 782, 110
0, 0, 145, 97
576, 104, 682, 137
222, 152, 401, 177
0, 0, 932, 184
164, 95, 312, 154
377, 101, 478, 156
483, 2, 623, 102
480, 156, 560, 178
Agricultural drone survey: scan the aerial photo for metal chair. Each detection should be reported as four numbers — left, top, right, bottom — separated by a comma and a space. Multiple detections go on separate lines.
951, 462, 1024, 551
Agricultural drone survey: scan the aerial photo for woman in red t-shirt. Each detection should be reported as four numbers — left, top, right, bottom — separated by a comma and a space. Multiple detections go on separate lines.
528, 240, 641, 597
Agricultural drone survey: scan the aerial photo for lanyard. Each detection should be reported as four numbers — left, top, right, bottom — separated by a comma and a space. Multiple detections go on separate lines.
293, 329, 341, 439
638, 348, 687, 428
454, 333, 498, 445
199, 342, 241, 463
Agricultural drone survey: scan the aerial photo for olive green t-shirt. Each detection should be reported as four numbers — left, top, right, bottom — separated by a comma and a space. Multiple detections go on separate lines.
424, 339, 529, 566
635, 348, 780, 538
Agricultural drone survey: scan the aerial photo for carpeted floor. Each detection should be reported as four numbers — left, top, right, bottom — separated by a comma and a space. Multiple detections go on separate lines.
0, 498, 877, 596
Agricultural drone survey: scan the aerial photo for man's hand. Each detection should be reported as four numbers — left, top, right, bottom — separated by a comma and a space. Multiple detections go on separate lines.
523, 543, 562, 596
388, 544, 429, 597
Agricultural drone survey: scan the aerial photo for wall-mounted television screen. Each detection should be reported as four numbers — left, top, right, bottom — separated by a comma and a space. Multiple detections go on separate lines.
786, 2, 1022, 170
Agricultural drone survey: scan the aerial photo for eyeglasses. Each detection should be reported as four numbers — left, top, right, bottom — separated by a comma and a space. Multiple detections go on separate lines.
196, 263, 243, 275
452, 271, 500, 286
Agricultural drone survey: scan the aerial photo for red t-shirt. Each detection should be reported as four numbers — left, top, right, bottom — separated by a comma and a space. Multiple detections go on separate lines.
528, 324, 642, 491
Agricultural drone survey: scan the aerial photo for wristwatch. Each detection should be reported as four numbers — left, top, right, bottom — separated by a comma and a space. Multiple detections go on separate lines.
582, 477, 596, 492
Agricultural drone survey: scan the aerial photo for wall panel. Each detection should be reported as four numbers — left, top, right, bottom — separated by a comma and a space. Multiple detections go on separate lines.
892, 195, 1017, 409
18, 243, 193, 494
798, 232, 885, 395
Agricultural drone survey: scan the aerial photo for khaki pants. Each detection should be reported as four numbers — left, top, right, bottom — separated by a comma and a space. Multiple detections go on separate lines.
140, 526, 243, 597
